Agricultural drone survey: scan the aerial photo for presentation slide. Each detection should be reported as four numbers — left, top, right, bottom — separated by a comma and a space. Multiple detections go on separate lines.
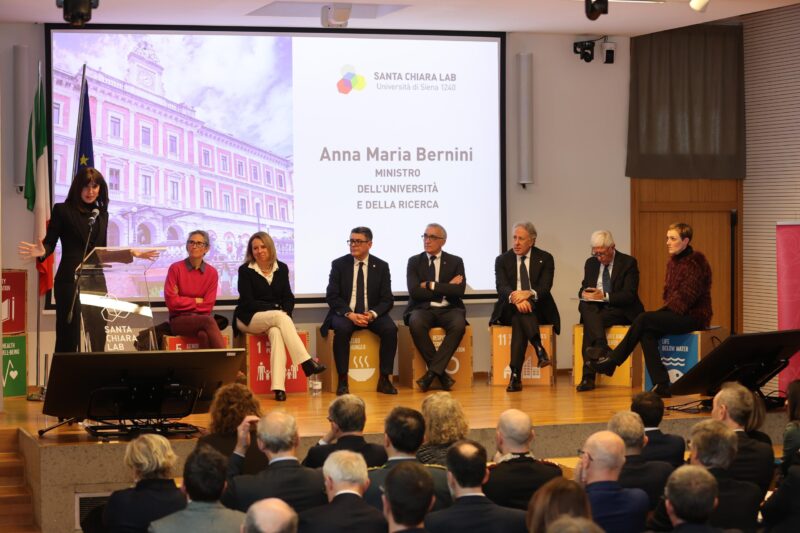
48, 28, 503, 302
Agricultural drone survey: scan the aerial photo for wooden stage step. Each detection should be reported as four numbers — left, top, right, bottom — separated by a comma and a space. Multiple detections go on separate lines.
0, 430, 38, 533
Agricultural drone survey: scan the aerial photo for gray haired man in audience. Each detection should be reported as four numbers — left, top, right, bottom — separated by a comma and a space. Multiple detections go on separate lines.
663, 466, 719, 532
242, 498, 297, 533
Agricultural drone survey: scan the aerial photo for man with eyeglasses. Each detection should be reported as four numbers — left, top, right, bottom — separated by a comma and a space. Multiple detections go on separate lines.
490, 222, 560, 392
576, 230, 644, 392
321, 226, 398, 395
403, 223, 467, 392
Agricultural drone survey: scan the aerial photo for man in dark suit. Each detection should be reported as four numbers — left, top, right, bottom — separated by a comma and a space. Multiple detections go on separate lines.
711, 382, 775, 496
221, 412, 326, 513
490, 222, 560, 392
762, 464, 800, 532
322, 226, 398, 395
631, 392, 686, 468
364, 406, 451, 511
483, 409, 561, 510
424, 440, 527, 533
303, 394, 387, 468
298, 450, 388, 533
663, 466, 721, 533
647, 419, 762, 532
576, 230, 644, 391
382, 462, 436, 533
404, 223, 467, 392
608, 411, 673, 510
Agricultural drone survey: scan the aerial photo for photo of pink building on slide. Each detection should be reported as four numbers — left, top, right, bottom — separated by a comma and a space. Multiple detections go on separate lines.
50, 34, 295, 299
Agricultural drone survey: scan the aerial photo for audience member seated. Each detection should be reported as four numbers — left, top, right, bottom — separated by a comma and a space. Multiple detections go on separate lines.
575, 431, 648, 533
781, 379, 800, 476
197, 383, 268, 475
416, 392, 469, 466
298, 450, 388, 533
607, 410, 673, 510
647, 419, 761, 532
382, 462, 436, 533
364, 406, 452, 511
544, 516, 603, 533
484, 409, 562, 510
711, 382, 775, 496
243, 498, 298, 533
302, 394, 387, 468
221, 412, 326, 513
424, 440, 527, 533
631, 392, 686, 468
103, 434, 186, 533
164, 230, 227, 349
526, 478, 591, 533
662, 465, 721, 533
745, 390, 772, 445
148, 446, 244, 533
762, 464, 800, 533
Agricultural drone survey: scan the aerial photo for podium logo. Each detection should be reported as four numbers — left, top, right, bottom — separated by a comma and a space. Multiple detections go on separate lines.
338, 65, 366, 94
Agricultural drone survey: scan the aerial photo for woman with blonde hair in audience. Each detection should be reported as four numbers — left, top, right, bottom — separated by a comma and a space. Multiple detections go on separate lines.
102, 434, 186, 533
196, 383, 268, 474
416, 391, 469, 466
526, 477, 592, 533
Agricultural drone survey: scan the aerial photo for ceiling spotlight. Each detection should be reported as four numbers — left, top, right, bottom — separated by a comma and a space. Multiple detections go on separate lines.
585, 0, 608, 21
573, 40, 596, 63
56, 0, 99, 28
321, 3, 352, 28
689, 0, 710, 12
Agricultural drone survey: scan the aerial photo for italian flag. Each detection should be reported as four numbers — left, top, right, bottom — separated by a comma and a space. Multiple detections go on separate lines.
23, 73, 53, 296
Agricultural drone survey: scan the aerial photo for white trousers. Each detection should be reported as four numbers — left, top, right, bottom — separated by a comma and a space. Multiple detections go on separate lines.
237, 310, 311, 391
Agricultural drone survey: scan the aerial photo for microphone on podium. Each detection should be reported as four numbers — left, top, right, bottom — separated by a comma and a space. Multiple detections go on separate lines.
88, 208, 100, 226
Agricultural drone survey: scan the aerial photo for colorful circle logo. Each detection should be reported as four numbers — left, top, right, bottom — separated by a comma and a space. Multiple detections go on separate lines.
338, 65, 366, 94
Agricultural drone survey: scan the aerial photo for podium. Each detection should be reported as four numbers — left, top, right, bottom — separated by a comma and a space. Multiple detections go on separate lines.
76, 247, 161, 352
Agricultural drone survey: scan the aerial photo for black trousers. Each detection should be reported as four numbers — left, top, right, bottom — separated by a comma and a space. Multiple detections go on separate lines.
498, 303, 545, 371
329, 313, 397, 377
610, 308, 700, 386
579, 302, 632, 380
408, 307, 467, 376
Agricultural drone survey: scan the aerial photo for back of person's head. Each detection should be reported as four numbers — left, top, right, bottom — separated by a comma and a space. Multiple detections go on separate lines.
257, 411, 299, 454
688, 419, 737, 469
788, 380, 800, 423
183, 445, 227, 502
607, 411, 645, 451
544, 516, 603, 533
385, 406, 426, 453
328, 394, 367, 433
497, 409, 534, 449
584, 431, 625, 474
421, 392, 469, 446
526, 478, 591, 533
209, 383, 262, 435
124, 433, 176, 480
746, 390, 767, 433
714, 382, 754, 427
322, 450, 369, 488
665, 465, 718, 524
243, 498, 298, 533
630, 391, 665, 427
383, 461, 435, 527
446, 439, 487, 489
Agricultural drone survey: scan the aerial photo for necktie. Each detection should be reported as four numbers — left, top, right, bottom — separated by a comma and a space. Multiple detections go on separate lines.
428, 256, 437, 282
520, 256, 531, 291
602, 264, 611, 296
355, 261, 365, 314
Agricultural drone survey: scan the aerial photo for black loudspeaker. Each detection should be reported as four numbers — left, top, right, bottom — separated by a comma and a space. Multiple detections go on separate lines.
669, 329, 800, 398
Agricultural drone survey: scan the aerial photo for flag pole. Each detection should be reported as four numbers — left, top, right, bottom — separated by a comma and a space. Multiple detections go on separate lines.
29, 61, 45, 402
72, 64, 87, 178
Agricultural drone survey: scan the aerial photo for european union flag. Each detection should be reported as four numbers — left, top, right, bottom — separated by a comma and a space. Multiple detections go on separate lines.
73, 75, 94, 175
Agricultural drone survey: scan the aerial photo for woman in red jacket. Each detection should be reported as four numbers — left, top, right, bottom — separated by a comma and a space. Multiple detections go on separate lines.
589, 223, 712, 397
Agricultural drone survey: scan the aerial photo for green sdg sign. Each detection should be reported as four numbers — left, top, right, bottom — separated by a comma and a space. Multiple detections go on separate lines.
2, 335, 27, 397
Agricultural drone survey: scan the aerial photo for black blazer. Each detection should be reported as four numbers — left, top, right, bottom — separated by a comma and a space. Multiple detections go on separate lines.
762, 464, 800, 533
102, 478, 186, 533
578, 250, 644, 323
617, 454, 674, 510
728, 430, 775, 497
298, 492, 388, 533
221, 456, 326, 513
642, 429, 687, 469
322, 254, 394, 335
490, 247, 561, 334
424, 495, 527, 533
404, 251, 466, 323
234, 260, 294, 332
483, 455, 562, 510
43, 202, 108, 284
302, 435, 388, 469
196, 431, 269, 475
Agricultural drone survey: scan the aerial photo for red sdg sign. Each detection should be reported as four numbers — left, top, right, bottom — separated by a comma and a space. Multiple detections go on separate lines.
2, 270, 27, 335
246, 331, 309, 394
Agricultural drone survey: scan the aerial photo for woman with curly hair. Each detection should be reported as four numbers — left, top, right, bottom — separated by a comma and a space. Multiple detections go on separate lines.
526, 477, 591, 533
416, 392, 469, 466
197, 383, 268, 474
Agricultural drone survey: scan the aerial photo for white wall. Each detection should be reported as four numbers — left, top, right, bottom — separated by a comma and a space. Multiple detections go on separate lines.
0, 26, 632, 383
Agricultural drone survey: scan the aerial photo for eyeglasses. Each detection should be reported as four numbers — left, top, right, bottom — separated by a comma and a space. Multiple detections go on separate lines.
422, 234, 444, 241
347, 239, 371, 246
187, 240, 208, 248
591, 248, 611, 258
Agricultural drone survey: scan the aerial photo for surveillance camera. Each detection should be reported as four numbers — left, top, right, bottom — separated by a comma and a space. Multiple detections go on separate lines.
573, 41, 595, 63
56, 0, 99, 28
602, 41, 616, 64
